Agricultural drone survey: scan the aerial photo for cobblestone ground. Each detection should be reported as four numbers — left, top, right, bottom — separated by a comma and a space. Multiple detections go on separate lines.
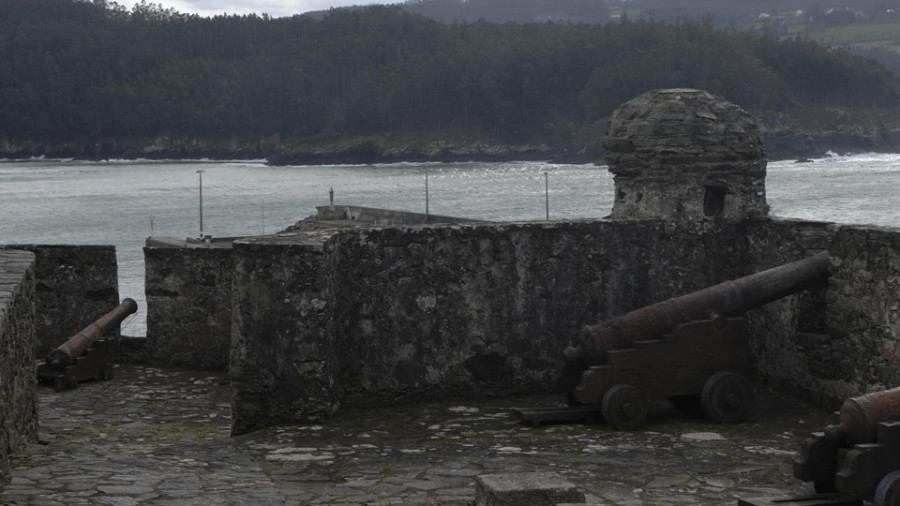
0, 365, 830, 505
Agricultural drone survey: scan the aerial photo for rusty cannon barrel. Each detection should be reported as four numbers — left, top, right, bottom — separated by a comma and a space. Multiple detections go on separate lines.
45, 298, 138, 369
825, 386, 900, 445
562, 251, 829, 371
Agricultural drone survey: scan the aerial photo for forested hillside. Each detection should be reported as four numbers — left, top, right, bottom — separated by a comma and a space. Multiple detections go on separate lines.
401, 0, 900, 81
401, 0, 610, 24
2, 0, 900, 162
400, 0, 900, 31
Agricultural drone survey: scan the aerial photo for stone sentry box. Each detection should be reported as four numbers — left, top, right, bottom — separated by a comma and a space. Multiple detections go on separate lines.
605, 88, 768, 221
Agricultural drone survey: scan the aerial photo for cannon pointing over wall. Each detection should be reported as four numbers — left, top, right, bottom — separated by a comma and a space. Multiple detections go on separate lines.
529, 252, 830, 430
38, 298, 137, 391
563, 251, 830, 370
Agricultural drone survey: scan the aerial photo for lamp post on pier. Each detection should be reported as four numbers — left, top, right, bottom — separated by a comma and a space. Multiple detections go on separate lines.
545, 171, 549, 220
197, 169, 205, 237
425, 166, 430, 223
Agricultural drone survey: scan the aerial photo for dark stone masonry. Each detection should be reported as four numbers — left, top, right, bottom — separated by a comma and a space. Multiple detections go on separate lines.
0, 249, 37, 483
0, 245, 119, 484
2, 88, 900, 503
230, 234, 338, 433
143, 239, 233, 371
605, 88, 768, 221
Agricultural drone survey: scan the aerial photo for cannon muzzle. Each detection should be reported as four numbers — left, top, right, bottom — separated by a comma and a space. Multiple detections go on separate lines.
825, 386, 900, 445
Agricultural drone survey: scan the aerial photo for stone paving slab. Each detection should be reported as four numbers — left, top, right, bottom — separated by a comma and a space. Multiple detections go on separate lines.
0, 364, 833, 505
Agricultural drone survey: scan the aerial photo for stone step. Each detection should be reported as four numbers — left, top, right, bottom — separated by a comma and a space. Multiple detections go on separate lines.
475, 472, 585, 506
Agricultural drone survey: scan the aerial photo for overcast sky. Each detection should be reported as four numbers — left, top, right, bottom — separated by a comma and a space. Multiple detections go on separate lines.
156, 0, 389, 18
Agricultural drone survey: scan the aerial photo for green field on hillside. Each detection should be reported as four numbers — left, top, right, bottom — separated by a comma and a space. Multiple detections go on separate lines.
807, 21, 900, 45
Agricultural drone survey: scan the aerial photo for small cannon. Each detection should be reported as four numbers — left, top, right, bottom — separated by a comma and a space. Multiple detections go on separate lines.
740, 387, 900, 506
516, 252, 829, 430
38, 298, 137, 391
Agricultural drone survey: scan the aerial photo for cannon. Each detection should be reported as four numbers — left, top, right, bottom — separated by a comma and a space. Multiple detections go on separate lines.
37, 298, 137, 391
739, 387, 900, 506
561, 251, 830, 372
515, 252, 829, 430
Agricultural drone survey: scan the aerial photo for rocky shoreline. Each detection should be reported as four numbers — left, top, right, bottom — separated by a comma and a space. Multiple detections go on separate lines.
3, 122, 900, 165
0, 135, 605, 165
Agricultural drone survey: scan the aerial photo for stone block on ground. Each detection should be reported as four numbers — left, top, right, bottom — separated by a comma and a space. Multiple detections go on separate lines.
475, 472, 585, 506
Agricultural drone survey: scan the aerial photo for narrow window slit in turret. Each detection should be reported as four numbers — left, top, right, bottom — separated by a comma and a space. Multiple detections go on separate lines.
704, 185, 726, 217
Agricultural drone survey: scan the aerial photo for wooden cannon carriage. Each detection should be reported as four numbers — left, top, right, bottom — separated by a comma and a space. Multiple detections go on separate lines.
515, 252, 829, 430
37, 298, 137, 391
739, 387, 900, 506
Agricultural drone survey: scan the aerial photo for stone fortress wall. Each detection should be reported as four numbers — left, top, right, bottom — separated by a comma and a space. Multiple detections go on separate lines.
139, 206, 478, 372
2, 88, 899, 463
0, 245, 120, 483
0, 250, 37, 483
224, 216, 900, 434
142, 243, 233, 371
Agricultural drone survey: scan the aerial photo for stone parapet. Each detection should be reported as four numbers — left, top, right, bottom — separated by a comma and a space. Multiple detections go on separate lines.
230, 236, 338, 434
144, 243, 233, 371
0, 249, 37, 483
229, 219, 755, 434
228, 214, 900, 433
825, 225, 900, 394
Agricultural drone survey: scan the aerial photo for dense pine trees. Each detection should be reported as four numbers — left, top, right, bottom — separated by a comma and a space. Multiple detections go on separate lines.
1, 0, 898, 148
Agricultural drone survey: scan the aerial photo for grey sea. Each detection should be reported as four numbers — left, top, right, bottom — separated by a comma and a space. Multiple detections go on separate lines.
1, 153, 898, 336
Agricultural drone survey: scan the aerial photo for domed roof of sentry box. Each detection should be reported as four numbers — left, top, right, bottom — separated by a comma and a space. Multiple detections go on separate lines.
604, 88, 766, 178
603, 89, 768, 221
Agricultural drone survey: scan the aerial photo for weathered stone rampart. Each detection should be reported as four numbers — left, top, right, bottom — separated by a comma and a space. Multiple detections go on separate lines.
0, 244, 120, 483
144, 242, 233, 371
0, 249, 37, 483
824, 225, 900, 396
230, 236, 336, 434
326, 220, 748, 405
227, 217, 900, 434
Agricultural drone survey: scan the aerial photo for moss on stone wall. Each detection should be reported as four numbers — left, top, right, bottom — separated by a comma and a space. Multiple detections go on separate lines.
144, 245, 233, 371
